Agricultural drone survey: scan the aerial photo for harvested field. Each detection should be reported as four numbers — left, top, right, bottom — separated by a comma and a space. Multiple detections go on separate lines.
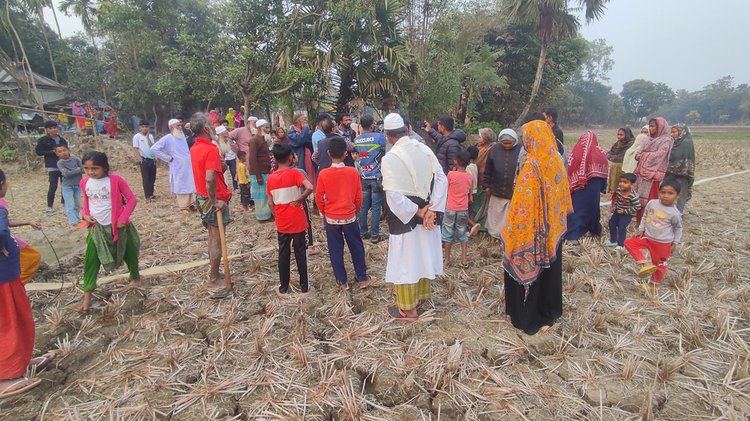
0, 129, 748, 420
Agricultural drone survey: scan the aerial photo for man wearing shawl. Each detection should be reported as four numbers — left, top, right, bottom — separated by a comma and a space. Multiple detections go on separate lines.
483, 128, 523, 240
381, 113, 447, 321
667, 124, 695, 212
502, 120, 572, 335
565, 131, 609, 241
288, 114, 315, 173
606, 127, 635, 193
247, 119, 273, 222
622, 125, 649, 174
634, 117, 673, 224
151, 119, 197, 212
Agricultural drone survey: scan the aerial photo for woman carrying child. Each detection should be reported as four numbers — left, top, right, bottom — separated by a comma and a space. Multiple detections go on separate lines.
605, 127, 635, 193
78, 152, 141, 312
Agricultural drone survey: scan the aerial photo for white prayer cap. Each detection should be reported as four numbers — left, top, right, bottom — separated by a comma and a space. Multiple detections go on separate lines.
256, 119, 269, 128
168, 118, 181, 128
383, 113, 405, 130
247, 115, 258, 122
215, 125, 227, 135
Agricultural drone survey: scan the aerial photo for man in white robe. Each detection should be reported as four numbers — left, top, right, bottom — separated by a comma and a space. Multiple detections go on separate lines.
381, 113, 447, 321
151, 118, 197, 212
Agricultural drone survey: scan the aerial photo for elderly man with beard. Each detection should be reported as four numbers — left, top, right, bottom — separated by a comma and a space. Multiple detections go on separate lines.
189, 113, 233, 289
151, 118, 197, 212
247, 119, 273, 222
381, 113, 447, 321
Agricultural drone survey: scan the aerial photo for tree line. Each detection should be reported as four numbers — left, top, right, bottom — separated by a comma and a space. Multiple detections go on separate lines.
1, 0, 746, 132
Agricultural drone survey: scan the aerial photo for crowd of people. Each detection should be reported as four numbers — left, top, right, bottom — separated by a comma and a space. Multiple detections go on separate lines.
0, 104, 697, 397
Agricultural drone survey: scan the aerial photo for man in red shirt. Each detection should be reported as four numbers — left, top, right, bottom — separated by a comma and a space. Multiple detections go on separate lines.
267, 143, 314, 298
189, 112, 233, 288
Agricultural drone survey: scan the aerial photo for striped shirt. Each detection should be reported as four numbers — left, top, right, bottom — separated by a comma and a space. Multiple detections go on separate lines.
612, 189, 641, 216
266, 168, 308, 234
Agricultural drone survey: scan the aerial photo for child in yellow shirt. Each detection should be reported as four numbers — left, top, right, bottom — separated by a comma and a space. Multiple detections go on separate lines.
236, 151, 251, 211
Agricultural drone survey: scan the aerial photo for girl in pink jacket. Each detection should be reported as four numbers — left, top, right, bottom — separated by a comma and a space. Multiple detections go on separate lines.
78, 151, 140, 312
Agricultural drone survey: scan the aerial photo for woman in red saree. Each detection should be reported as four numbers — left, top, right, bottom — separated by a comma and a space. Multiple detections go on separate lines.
104, 106, 119, 138
72, 101, 86, 132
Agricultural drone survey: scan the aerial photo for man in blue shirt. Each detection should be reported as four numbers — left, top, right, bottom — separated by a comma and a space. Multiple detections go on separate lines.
354, 115, 387, 242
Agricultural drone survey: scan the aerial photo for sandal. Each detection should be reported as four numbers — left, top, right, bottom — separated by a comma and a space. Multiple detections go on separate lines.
0, 377, 42, 399
638, 265, 658, 278
387, 305, 418, 322
29, 352, 56, 372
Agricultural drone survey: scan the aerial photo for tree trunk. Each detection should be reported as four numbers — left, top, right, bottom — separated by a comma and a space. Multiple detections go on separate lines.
455, 83, 470, 123
336, 66, 355, 116
49, 2, 63, 40
36, 7, 58, 82
514, 42, 548, 127
5, 1, 43, 109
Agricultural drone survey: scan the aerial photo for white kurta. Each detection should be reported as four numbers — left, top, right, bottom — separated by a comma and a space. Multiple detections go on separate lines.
151, 134, 196, 194
384, 153, 448, 285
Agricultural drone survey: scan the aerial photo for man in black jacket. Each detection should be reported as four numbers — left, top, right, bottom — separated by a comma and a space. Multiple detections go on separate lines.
35, 120, 69, 213
543, 107, 565, 155
425, 114, 467, 175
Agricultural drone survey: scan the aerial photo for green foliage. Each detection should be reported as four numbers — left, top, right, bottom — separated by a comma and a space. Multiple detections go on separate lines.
0, 147, 17, 162
658, 76, 750, 125
620, 79, 675, 123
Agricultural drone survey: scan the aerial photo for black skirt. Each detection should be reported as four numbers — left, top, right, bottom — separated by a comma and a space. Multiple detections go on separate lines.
504, 244, 563, 335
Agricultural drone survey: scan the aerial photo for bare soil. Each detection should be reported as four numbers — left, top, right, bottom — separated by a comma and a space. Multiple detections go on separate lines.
0, 131, 748, 420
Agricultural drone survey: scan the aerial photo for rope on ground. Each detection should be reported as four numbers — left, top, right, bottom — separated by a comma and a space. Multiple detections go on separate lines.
599, 169, 749, 207
25, 247, 273, 292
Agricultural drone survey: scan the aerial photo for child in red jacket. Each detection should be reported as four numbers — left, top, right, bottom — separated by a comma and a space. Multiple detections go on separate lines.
79, 151, 140, 312
315, 137, 370, 291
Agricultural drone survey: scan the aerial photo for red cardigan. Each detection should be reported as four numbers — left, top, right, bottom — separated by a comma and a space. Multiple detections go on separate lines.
315, 165, 362, 220
80, 173, 137, 241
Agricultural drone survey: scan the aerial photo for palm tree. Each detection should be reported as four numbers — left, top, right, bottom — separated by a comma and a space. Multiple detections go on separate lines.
506, 0, 609, 126
58, 0, 97, 47
20, 0, 58, 81
304, 0, 416, 114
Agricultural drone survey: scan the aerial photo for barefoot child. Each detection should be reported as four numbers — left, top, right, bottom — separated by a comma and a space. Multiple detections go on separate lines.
315, 137, 370, 290
55, 145, 85, 227
442, 150, 473, 266
624, 178, 682, 292
604, 172, 640, 250
267, 144, 314, 298
79, 151, 141, 312
236, 151, 252, 211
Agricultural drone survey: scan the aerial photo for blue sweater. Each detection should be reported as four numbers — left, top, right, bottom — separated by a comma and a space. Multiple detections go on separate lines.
0, 207, 20, 284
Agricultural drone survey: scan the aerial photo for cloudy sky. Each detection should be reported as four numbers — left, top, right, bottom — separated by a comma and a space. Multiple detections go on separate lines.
47, 0, 748, 93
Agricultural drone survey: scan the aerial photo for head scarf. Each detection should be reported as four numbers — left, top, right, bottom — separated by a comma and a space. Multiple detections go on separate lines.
502, 120, 572, 288
498, 128, 519, 145
622, 132, 647, 174
606, 128, 635, 163
635, 117, 673, 182
567, 131, 609, 192
475, 128, 498, 178
667, 123, 695, 181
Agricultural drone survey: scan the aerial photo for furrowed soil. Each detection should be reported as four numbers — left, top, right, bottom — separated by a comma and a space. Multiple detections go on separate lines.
0, 129, 748, 420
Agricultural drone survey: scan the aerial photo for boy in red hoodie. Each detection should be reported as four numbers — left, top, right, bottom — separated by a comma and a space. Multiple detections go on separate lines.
316, 137, 370, 291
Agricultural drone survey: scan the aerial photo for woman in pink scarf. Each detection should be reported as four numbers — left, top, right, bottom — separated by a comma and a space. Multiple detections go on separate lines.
565, 131, 609, 241
634, 117, 673, 224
